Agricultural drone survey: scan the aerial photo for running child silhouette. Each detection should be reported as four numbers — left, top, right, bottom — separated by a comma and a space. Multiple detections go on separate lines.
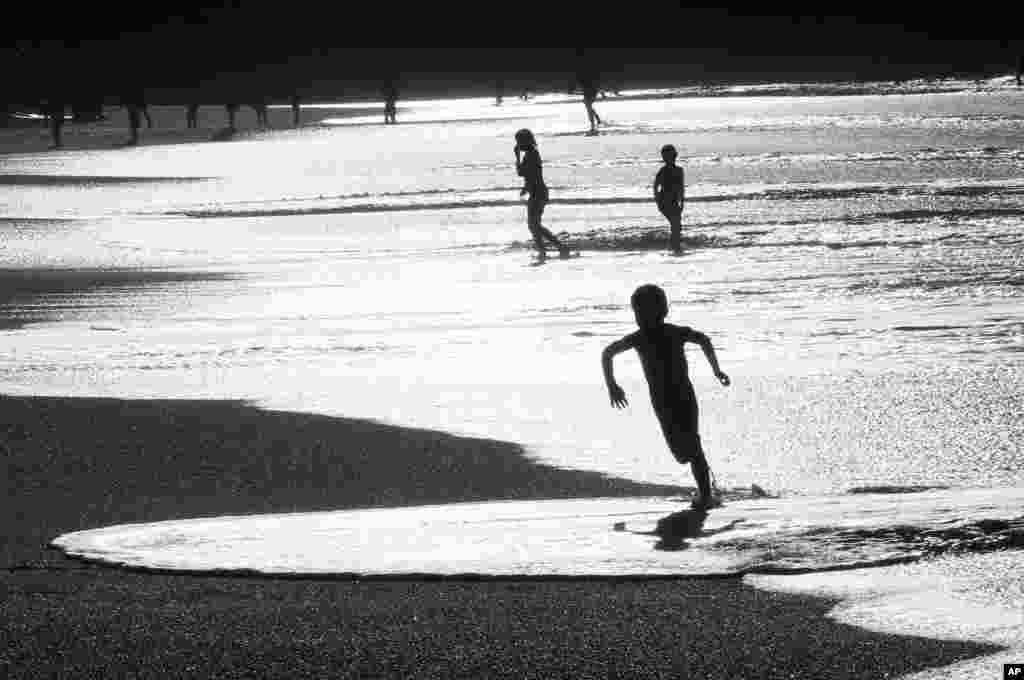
602, 284, 730, 510
653, 144, 685, 254
514, 129, 569, 262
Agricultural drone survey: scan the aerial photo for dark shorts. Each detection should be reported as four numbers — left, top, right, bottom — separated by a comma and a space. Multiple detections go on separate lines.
655, 401, 702, 464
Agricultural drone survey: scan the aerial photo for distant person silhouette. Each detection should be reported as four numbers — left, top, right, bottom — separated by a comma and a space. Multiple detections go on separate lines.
653, 144, 686, 254
186, 103, 199, 129
42, 99, 64, 148
383, 81, 398, 124
602, 284, 731, 510
122, 89, 152, 145
225, 103, 239, 132
250, 101, 269, 128
291, 94, 301, 127
126, 105, 141, 144
514, 128, 569, 262
495, 78, 504, 106
1017, 55, 1023, 87
579, 73, 602, 132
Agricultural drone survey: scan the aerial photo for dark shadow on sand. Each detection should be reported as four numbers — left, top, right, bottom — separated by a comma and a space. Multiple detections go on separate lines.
1, 394, 683, 566
0, 268, 239, 331
0, 394, 1008, 678
0, 174, 214, 185
627, 509, 745, 551
0, 575, 1005, 679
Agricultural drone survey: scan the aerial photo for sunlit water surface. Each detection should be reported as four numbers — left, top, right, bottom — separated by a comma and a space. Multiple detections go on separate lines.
2, 83, 1022, 497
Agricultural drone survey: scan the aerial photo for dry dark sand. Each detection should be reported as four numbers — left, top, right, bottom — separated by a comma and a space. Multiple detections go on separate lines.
0, 104, 381, 154
1, 395, 1003, 678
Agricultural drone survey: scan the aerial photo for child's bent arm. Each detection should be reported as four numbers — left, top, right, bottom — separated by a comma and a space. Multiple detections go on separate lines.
692, 330, 730, 386
602, 336, 635, 407
602, 336, 634, 384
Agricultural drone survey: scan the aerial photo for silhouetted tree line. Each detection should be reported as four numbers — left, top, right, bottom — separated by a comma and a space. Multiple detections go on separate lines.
4, 29, 1021, 110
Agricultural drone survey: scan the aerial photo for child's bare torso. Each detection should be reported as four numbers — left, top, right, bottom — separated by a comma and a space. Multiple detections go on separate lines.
518, 148, 547, 199
656, 165, 684, 202
629, 323, 697, 409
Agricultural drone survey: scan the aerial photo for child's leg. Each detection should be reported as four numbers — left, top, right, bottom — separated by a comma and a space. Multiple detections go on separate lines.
538, 226, 565, 250
527, 209, 547, 256
689, 448, 712, 501
665, 432, 711, 499
660, 204, 682, 252
669, 211, 682, 253
658, 401, 711, 500
529, 200, 562, 254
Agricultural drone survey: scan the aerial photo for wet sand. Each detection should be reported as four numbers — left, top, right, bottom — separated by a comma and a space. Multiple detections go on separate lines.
0, 394, 1003, 678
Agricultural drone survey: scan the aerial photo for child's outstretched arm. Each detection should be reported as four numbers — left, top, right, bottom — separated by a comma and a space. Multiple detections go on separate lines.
690, 329, 730, 386
601, 335, 636, 408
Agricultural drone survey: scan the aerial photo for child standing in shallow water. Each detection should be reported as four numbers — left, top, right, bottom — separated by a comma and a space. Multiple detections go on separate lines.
653, 144, 685, 254
601, 284, 730, 510
514, 129, 569, 262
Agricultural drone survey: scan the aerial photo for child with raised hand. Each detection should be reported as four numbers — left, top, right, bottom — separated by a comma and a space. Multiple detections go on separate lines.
653, 144, 685, 254
514, 128, 569, 262
602, 284, 730, 510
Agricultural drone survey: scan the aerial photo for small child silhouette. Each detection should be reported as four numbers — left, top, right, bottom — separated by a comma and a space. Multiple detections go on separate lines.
602, 284, 730, 510
653, 144, 685, 254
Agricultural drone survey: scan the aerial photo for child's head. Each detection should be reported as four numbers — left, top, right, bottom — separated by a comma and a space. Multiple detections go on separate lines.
631, 284, 668, 329
660, 144, 678, 163
515, 128, 537, 149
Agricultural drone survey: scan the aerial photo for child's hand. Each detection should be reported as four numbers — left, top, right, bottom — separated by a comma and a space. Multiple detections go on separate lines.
608, 383, 628, 408
715, 370, 731, 387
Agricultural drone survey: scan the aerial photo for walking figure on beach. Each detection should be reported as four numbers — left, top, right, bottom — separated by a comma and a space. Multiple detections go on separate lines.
575, 48, 602, 133
514, 128, 569, 262
653, 144, 686, 254
580, 74, 602, 133
250, 101, 269, 129
41, 99, 65, 149
225, 103, 239, 133
383, 81, 398, 124
186, 103, 199, 129
123, 91, 152, 146
602, 284, 730, 510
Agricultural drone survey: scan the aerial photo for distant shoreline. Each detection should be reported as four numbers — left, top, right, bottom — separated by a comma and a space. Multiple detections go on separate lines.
4, 70, 1019, 115
3, 73, 1019, 156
